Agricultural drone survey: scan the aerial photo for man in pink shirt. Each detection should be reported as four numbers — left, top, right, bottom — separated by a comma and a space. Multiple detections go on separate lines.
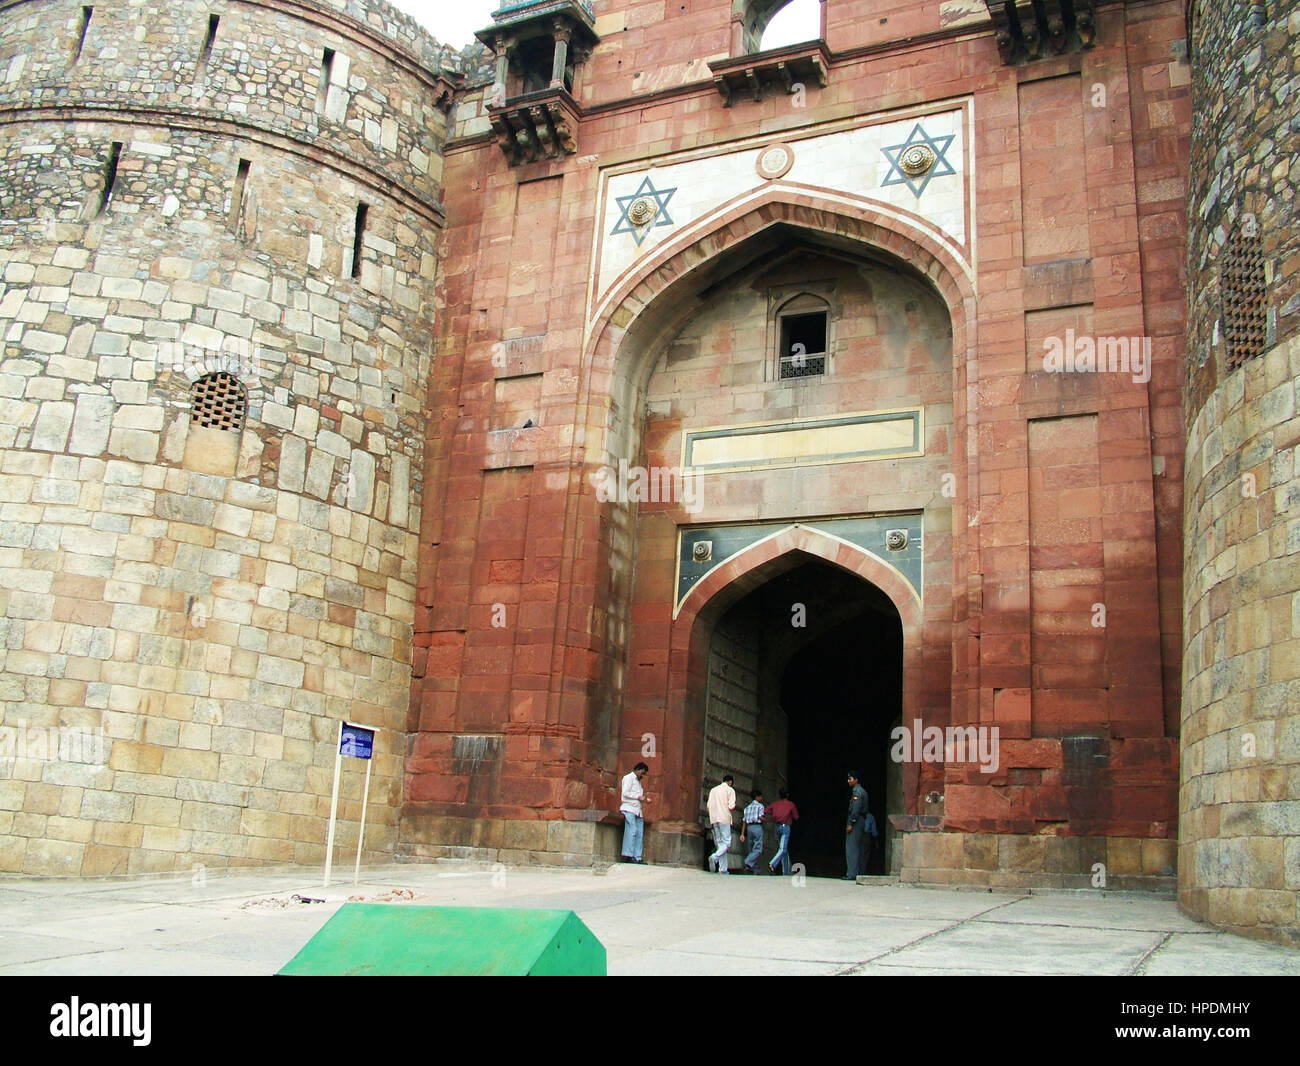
706, 774, 736, 874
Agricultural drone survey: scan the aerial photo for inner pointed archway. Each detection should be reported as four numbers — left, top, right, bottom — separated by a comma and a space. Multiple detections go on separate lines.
701, 556, 903, 877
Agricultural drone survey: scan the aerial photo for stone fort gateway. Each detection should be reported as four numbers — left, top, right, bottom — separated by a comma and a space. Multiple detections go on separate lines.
0, 0, 1296, 946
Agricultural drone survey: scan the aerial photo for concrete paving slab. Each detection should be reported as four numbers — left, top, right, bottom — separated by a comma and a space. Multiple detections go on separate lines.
1140, 933, 1300, 976
452, 890, 661, 913
846, 961, 1037, 976
0, 946, 270, 977
814, 884, 1025, 920
745, 911, 953, 944
577, 901, 762, 950
664, 919, 947, 965
175, 929, 331, 965
0, 930, 120, 967
609, 948, 835, 976
869, 920, 1164, 975
978, 894, 1209, 933
0, 896, 158, 929
0, 862, 1295, 976
17, 904, 288, 952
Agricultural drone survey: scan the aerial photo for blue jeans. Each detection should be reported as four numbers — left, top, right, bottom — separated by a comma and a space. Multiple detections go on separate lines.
621, 811, 643, 860
710, 822, 731, 873
769, 823, 791, 874
743, 825, 763, 869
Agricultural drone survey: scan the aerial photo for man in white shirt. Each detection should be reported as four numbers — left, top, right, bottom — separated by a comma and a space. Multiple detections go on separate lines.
619, 761, 650, 863
706, 773, 736, 874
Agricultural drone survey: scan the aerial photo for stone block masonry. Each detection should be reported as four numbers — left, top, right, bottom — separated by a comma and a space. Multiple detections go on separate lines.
406, 0, 1194, 898
1181, 0, 1300, 946
0, 0, 1293, 956
0, 0, 453, 876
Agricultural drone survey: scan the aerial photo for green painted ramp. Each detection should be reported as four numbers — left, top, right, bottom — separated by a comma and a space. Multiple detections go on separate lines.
279, 904, 606, 976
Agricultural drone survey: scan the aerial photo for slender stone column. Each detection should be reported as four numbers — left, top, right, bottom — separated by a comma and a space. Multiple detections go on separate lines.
550, 24, 571, 90
490, 37, 511, 105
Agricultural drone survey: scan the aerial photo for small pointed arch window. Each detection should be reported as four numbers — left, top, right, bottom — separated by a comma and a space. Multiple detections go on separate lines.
190, 371, 246, 431
757, 0, 821, 52
775, 293, 830, 379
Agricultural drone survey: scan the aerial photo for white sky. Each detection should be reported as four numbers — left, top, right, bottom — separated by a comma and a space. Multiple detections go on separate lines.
386, 0, 820, 50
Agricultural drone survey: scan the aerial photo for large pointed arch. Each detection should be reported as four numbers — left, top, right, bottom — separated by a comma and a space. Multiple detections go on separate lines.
653, 527, 927, 842
566, 190, 972, 851
584, 188, 975, 420
577, 191, 977, 710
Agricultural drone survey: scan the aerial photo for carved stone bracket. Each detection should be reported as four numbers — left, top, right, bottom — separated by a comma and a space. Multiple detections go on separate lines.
708, 40, 830, 108
475, 0, 597, 164
488, 88, 580, 165
433, 72, 461, 115
982, 0, 1097, 64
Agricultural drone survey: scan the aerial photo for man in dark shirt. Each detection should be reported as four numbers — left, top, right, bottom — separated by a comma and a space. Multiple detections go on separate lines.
843, 771, 869, 880
764, 787, 799, 875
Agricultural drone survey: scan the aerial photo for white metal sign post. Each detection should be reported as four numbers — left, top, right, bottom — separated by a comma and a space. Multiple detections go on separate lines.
323, 720, 376, 888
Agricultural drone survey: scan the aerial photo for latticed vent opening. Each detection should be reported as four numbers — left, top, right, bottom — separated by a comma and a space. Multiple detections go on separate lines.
1222, 234, 1267, 371
190, 372, 246, 430
779, 354, 827, 379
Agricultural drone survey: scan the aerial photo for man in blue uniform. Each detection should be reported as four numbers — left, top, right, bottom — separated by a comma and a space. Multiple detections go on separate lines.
843, 771, 869, 880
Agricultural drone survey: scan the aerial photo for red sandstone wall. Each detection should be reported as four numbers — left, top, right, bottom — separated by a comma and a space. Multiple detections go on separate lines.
406, 0, 1190, 856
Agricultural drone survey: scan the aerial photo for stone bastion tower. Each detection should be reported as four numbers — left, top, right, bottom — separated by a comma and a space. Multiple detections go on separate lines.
0, 0, 453, 875
1181, 0, 1300, 944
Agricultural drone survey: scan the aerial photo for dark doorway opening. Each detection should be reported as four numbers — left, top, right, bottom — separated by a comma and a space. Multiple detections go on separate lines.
701, 556, 903, 877
782, 611, 901, 877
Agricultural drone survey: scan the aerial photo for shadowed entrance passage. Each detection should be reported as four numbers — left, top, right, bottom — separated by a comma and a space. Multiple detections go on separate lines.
701, 556, 903, 876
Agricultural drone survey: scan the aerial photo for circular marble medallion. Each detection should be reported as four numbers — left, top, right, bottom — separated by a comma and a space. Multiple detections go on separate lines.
756, 143, 795, 181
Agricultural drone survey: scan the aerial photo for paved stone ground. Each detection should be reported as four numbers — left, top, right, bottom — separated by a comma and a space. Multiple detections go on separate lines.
0, 862, 1297, 976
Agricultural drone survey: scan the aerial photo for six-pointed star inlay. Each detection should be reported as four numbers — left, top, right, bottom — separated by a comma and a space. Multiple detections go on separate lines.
611, 176, 677, 246
880, 124, 957, 197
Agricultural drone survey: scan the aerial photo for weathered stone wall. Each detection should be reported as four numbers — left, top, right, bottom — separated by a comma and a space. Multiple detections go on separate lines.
1180, 0, 1300, 944
902, 830, 1175, 891
0, 0, 448, 875
409, 0, 1190, 881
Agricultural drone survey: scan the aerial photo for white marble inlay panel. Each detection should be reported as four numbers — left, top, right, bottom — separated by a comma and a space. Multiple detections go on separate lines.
592, 104, 972, 316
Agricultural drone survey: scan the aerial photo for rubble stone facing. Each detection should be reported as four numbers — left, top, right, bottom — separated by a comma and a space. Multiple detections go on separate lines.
1181, 0, 1300, 944
0, 0, 448, 876
0, 0, 450, 199
1185, 0, 1299, 407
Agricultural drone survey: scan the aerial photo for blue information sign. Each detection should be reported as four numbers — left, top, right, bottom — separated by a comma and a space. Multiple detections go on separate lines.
339, 724, 374, 760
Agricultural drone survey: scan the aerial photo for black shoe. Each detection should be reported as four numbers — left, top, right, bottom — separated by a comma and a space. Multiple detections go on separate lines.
634, 859, 646, 864
620, 855, 634, 862
841, 875, 857, 880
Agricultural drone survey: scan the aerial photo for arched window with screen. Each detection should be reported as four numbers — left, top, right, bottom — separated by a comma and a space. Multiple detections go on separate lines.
775, 293, 831, 379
